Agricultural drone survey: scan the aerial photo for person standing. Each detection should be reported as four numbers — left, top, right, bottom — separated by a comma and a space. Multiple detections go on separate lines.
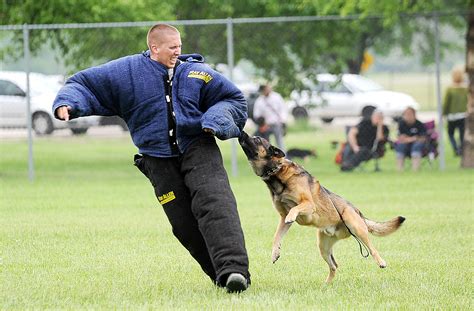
443, 66, 468, 156
252, 84, 288, 151
53, 24, 250, 293
395, 107, 426, 171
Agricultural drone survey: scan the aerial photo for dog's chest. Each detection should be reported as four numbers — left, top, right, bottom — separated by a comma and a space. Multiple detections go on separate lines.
264, 175, 286, 196
277, 196, 298, 212
264, 176, 298, 208
264, 179, 297, 212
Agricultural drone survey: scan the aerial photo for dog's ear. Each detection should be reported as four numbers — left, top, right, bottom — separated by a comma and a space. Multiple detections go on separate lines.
270, 146, 286, 158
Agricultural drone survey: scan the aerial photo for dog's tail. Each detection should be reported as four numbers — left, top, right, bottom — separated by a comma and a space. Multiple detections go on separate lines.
364, 216, 406, 237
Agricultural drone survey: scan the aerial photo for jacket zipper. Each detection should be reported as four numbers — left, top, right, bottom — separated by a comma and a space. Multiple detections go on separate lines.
164, 71, 179, 155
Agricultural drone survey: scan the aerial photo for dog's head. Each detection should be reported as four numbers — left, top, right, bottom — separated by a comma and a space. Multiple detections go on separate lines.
238, 131, 286, 177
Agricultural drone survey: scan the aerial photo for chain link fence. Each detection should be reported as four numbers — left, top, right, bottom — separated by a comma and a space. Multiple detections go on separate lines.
0, 12, 469, 178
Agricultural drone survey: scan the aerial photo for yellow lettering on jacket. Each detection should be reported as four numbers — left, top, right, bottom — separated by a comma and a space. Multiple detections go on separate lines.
187, 71, 213, 83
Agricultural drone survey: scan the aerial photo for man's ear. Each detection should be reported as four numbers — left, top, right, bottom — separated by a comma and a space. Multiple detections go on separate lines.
270, 146, 286, 158
151, 44, 159, 54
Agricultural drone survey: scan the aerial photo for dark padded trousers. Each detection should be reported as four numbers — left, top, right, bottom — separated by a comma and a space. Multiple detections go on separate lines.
341, 144, 372, 170
134, 134, 250, 286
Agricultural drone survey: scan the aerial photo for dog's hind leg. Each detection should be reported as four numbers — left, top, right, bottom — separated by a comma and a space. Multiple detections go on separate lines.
341, 208, 387, 268
317, 229, 339, 283
272, 215, 292, 263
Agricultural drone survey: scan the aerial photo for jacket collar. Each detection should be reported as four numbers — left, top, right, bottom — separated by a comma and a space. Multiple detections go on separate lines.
178, 54, 204, 63
142, 50, 204, 75
143, 50, 168, 73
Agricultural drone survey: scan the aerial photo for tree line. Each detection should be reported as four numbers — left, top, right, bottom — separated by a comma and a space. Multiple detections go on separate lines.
0, 0, 470, 96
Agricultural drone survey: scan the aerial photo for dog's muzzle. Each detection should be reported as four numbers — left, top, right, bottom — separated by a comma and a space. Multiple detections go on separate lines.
238, 131, 258, 159
238, 131, 250, 144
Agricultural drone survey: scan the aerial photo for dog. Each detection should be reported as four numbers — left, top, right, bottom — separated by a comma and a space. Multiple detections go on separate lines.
238, 131, 405, 283
286, 148, 317, 162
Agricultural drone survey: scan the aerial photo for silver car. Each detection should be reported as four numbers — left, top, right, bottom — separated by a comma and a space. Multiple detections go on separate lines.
0, 71, 99, 135
288, 74, 420, 123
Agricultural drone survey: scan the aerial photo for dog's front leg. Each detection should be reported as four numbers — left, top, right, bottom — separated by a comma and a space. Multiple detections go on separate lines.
285, 200, 315, 224
272, 215, 292, 263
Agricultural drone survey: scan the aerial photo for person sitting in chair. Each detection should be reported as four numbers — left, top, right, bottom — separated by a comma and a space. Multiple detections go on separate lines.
341, 108, 389, 172
395, 107, 426, 171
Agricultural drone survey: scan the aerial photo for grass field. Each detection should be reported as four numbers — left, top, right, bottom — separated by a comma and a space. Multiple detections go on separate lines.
0, 129, 472, 309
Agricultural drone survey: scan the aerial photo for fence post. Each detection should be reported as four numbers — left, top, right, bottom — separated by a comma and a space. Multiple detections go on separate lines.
434, 13, 446, 170
226, 17, 239, 177
23, 24, 35, 181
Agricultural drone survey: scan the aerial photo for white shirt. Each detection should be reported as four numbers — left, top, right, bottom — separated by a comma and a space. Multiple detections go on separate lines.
253, 91, 288, 125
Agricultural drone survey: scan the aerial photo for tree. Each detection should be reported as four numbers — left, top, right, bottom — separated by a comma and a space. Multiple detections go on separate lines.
0, 0, 176, 72
0, 0, 470, 96
462, 11, 474, 168
174, 0, 470, 96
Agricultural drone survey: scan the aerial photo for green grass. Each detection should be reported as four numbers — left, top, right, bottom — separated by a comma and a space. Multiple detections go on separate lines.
1, 130, 473, 309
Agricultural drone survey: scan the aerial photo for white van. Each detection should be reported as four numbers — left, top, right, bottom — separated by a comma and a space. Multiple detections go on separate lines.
288, 74, 420, 123
0, 71, 99, 135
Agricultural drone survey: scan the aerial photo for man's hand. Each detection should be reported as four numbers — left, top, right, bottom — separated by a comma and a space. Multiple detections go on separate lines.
353, 145, 361, 153
56, 105, 72, 121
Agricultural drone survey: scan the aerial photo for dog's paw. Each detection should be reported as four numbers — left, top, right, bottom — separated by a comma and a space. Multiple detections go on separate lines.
379, 261, 387, 269
284, 214, 296, 224
271, 249, 280, 263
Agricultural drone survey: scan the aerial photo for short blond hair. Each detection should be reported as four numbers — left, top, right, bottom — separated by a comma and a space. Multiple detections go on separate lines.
147, 24, 180, 49
451, 65, 465, 84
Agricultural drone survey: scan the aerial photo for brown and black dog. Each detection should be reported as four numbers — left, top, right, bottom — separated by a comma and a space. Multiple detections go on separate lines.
238, 131, 405, 283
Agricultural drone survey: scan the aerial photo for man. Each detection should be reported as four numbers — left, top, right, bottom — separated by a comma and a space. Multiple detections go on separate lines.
252, 84, 287, 151
341, 109, 389, 171
53, 24, 250, 293
443, 65, 467, 156
395, 107, 426, 171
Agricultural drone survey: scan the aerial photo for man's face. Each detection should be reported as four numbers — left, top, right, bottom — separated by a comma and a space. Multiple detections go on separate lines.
152, 32, 182, 68
371, 112, 384, 125
263, 86, 271, 96
402, 109, 416, 124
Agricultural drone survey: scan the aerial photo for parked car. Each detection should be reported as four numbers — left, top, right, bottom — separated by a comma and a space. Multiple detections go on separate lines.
0, 71, 99, 135
288, 74, 420, 123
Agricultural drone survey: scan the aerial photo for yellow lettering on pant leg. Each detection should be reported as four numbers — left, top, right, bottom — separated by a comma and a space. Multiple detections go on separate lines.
158, 191, 176, 205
